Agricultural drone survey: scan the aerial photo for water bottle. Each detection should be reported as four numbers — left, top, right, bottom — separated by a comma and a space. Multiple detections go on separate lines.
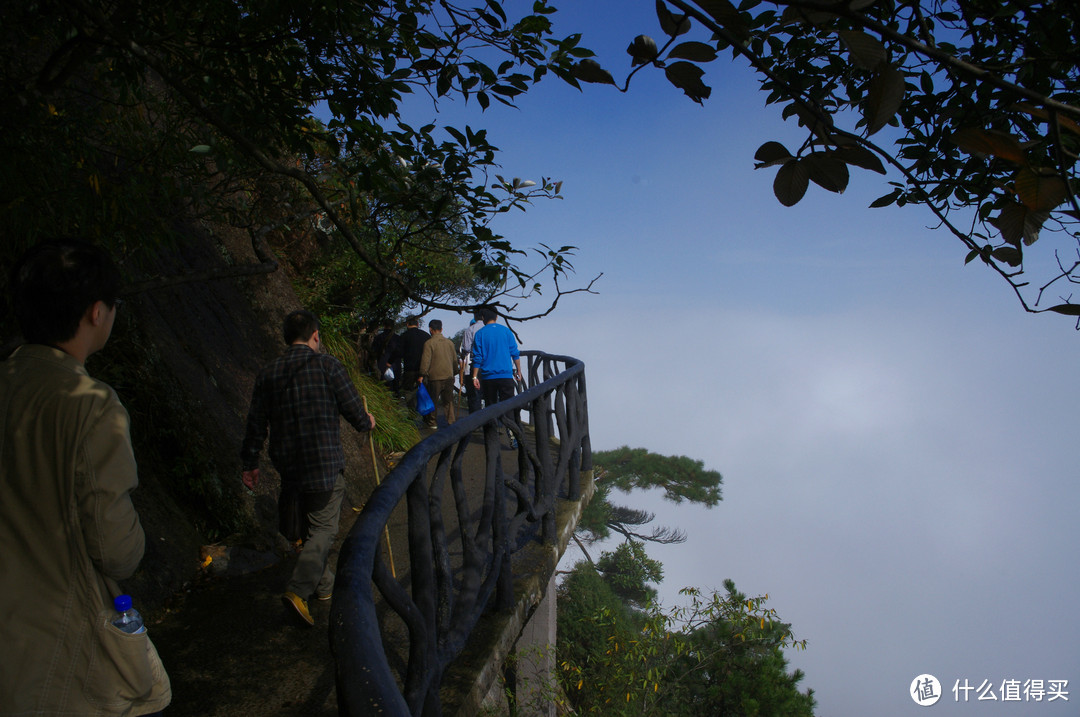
112, 594, 146, 634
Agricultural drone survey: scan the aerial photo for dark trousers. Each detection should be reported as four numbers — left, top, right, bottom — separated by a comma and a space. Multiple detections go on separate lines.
464, 376, 482, 413
402, 369, 420, 408
481, 377, 516, 406
481, 377, 519, 444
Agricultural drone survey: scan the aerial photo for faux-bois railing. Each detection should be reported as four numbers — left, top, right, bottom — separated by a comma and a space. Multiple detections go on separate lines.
331, 350, 591, 716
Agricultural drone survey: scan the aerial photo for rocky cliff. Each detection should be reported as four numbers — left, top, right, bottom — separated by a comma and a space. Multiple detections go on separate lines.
84, 224, 377, 609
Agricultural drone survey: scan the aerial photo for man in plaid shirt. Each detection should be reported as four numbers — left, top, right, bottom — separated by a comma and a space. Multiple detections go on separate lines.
241, 310, 375, 626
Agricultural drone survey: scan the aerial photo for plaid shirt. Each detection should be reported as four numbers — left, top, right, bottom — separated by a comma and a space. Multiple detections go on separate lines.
241, 344, 371, 492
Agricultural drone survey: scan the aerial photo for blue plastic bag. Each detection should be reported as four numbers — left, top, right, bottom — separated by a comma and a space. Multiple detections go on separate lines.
416, 382, 435, 416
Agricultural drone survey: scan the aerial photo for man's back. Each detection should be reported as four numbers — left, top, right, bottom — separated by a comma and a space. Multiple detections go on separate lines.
0, 345, 169, 714
401, 326, 430, 371
0, 346, 145, 583
421, 333, 457, 381
472, 322, 519, 380
241, 344, 370, 492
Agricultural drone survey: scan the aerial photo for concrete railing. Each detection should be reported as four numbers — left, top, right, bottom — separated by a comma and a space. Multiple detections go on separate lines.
331, 351, 591, 716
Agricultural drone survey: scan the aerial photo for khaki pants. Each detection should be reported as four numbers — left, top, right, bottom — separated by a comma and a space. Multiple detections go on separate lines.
286, 473, 345, 599
426, 378, 456, 425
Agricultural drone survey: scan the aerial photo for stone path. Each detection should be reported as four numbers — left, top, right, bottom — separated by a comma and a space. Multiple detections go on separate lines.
149, 422, 512, 716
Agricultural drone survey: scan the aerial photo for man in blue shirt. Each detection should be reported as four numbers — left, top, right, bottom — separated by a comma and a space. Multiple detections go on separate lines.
469, 308, 521, 404
470, 309, 522, 451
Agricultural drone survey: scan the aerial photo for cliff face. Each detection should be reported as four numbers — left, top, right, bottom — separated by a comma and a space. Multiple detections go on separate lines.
88, 225, 375, 609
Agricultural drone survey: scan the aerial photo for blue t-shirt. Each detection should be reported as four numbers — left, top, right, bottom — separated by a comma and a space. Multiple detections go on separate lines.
471, 323, 520, 380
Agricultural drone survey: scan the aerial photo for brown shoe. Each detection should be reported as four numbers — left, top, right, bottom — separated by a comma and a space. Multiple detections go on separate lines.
281, 591, 314, 626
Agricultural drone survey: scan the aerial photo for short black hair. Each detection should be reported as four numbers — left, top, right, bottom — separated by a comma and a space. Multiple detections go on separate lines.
283, 310, 319, 344
11, 239, 121, 345
429, 319, 442, 331
405, 315, 419, 327
480, 308, 498, 323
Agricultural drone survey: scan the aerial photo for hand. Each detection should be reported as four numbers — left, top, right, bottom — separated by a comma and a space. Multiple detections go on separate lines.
417, 376, 424, 384
472, 376, 480, 388
242, 469, 259, 490
366, 412, 376, 429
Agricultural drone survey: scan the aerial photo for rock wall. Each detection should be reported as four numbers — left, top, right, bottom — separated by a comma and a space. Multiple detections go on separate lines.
94, 225, 374, 609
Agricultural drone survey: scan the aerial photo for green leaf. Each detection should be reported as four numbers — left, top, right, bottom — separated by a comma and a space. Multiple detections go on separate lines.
839, 30, 887, 71
667, 41, 718, 63
664, 61, 711, 103
804, 152, 849, 193
1047, 304, 1080, 316
832, 144, 887, 174
485, 0, 507, 24
988, 208, 1018, 247
437, 65, 455, 97
793, 103, 834, 142
992, 246, 1022, 266
951, 127, 1026, 164
1015, 167, 1068, 212
627, 35, 659, 66
864, 64, 905, 135
990, 200, 1049, 247
694, 0, 749, 43
754, 141, 793, 168
571, 59, 616, 85
656, 0, 691, 37
773, 161, 809, 206
869, 189, 900, 208
189, 145, 212, 154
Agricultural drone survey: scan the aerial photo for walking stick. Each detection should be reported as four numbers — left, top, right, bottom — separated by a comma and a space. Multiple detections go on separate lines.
363, 396, 397, 579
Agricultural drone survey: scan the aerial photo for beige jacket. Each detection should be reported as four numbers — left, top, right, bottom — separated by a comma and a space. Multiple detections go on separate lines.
0, 345, 171, 716
419, 334, 459, 382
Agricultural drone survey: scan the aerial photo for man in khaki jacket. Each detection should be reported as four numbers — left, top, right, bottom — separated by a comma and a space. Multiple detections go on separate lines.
418, 319, 459, 427
0, 240, 171, 716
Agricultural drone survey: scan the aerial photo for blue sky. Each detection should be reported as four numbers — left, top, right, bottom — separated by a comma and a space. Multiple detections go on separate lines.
385, 2, 1080, 714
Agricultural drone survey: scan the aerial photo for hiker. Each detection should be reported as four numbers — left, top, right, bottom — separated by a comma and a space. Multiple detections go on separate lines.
240, 310, 376, 626
458, 308, 484, 414
418, 319, 459, 428
470, 308, 522, 447
399, 315, 429, 409
371, 319, 401, 392
354, 318, 374, 376
0, 240, 172, 715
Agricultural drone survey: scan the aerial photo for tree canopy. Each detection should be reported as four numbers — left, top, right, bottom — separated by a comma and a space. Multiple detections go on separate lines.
0, 0, 600, 327
579, 0, 1080, 323
6, 1, 1079, 326
576, 447, 722, 552
557, 574, 815, 715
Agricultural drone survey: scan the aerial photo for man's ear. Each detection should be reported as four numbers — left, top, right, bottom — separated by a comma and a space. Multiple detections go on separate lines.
86, 300, 107, 327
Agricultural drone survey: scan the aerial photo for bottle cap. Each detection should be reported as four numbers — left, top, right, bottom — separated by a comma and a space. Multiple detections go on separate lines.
113, 594, 133, 612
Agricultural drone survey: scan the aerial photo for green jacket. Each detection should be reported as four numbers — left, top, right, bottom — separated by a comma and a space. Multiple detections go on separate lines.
0, 345, 171, 716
